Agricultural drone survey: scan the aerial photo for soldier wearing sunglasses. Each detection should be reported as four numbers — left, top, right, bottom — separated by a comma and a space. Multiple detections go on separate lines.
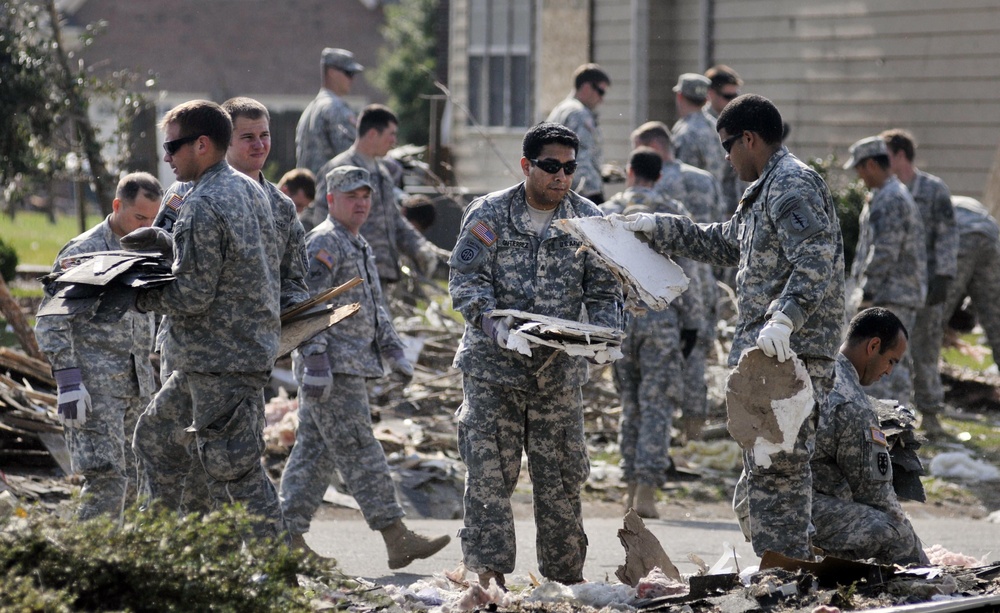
704, 65, 750, 218
621, 94, 845, 561
546, 63, 611, 204
448, 122, 623, 589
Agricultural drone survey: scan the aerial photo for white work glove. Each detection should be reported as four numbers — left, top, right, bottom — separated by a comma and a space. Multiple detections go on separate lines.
621, 213, 657, 238
587, 346, 624, 365
300, 352, 333, 401
481, 312, 514, 350
54, 367, 91, 426
756, 311, 794, 363
384, 347, 414, 383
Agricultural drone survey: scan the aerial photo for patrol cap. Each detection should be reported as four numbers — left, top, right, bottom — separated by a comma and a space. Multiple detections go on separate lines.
672, 73, 711, 101
843, 136, 889, 169
321, 47, 364, 73
327, 165, 372, 193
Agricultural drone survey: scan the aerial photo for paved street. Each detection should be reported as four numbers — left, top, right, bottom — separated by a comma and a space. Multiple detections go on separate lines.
305, 511, 1000, 586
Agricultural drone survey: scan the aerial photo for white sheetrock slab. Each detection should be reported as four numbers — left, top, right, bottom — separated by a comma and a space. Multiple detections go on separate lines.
558, 216, 688, 310
726, 348, 814, 469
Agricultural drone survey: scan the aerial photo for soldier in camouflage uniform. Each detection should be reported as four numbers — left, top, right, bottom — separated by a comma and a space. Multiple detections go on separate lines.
671, 74, 727, 191
812, 308, 928, 565
880, 130, 958, 435
278, 166, 450, 568
304, 105, 446, 285
449, 123, 623, 587
631, 121, 726, 441
546, 64, 611, 204
295, 48, 362, 178
621, 94, 845, 560
130, 100, 284, 538
945, 196, 1000, 368
165, 97, 313, 515
704, 65, 749, 217
605, 149, 703, 519
845, 136, 927, 406
35, 173, 161, 521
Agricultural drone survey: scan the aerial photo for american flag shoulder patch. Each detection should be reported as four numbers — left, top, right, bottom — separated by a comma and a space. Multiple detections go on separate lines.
314, 248, 335, 270
165, 193, 184, 211
870, 427, 887, 447
470, 221, 497, 246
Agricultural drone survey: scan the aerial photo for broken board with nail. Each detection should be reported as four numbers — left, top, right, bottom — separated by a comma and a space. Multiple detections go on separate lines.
557, 216, 688, 310
489, 309, 623, 359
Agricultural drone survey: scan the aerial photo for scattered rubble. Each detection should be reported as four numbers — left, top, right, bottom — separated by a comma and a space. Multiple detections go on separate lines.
3, 275, 1000, 611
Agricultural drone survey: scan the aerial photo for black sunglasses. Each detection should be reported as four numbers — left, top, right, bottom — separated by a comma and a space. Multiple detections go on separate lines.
530, 158, 578, 175
594, 84, 606, 97
719, 91, 740, 101
721, 131, 744, 154
162, 134, 202, 156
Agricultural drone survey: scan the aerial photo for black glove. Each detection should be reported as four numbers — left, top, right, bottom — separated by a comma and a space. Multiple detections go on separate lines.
926, 274, 951, 306
681, 329, 699, 358
121, 227, 174, 259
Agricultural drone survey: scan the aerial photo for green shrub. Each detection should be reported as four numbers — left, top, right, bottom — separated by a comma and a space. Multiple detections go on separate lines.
0, 504, 357, 611
0, 236, 18, 282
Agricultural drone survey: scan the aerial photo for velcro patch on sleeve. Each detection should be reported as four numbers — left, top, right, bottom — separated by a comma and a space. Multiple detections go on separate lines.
470, 221, 497, 246
449, 237, 486, 273
870, 427, 888, 447
314, 248, 335, 270
776, 199, 822, 241
165, 193, 184, 211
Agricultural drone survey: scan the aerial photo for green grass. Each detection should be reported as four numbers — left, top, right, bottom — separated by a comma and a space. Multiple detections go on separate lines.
941, 333, 996, 371
0, 211, 103, 267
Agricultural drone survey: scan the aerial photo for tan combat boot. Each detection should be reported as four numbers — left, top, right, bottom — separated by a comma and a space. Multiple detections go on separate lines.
381, 519, 451, 569
478, 569, 507, 590
623, 482, 637, 511
634, 484, 660, 519
289, 532, 331, 564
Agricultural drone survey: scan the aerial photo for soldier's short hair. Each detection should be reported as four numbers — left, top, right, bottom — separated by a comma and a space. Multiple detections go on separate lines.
705, 64, 743, 91
116, 172, 162, 203
159, 100, 232, 152
277, 168, 316, 200
628, 147, 662, 183
879, 129, 917, 162
357, 104, 398, 137
573, 63, 610, 90
631, 121, 673, 150
716, 94, 783, 146
522, 122, 580, 160
222, 96, 270, 124
845, 307, 908, 351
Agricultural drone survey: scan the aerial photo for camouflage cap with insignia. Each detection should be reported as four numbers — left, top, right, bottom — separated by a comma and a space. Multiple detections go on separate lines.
321, 47, 364, 73
327, 165, 373, 193
672, 73, 711, 101
843, 136, 889, 169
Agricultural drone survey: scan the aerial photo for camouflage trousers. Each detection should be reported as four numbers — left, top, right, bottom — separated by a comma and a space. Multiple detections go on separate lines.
279, 374, 403, 535
945, 233, 1000, 363
616, 309, 685, 486
734, 360, 833, 559
457, 375, 589, 583
66, 392, 147, 521
911, 302, 945, 415
812, 493, 928, 565
132, 371, 283, 538
865, 305, 916, 405
682, 274, 717, 422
